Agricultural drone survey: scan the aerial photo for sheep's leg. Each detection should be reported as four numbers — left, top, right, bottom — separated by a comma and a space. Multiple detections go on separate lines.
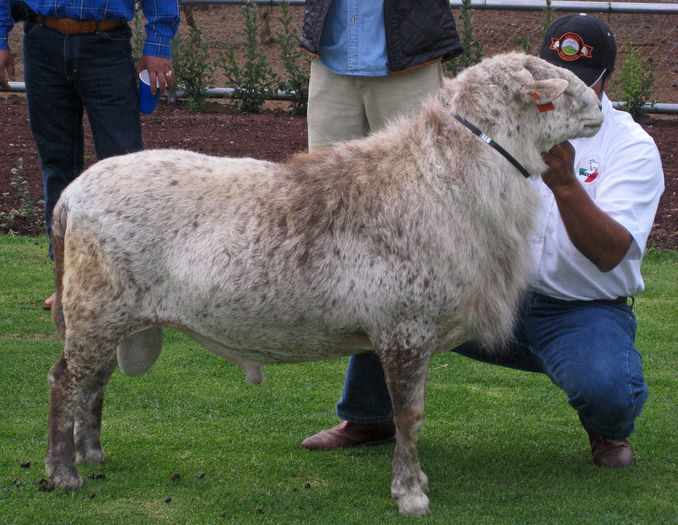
75, 357, 117, 465
45, 355, 82, 490
381, 349, 432, 516
46, 338, 116, 490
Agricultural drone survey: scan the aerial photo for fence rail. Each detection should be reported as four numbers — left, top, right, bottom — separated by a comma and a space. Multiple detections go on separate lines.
179, 0, 678, 13
449, 1, 678, 14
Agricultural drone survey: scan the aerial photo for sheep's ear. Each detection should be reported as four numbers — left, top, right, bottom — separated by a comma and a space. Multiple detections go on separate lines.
523, 78, 569, 111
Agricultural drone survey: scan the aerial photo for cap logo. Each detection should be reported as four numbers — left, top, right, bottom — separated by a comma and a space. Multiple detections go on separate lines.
550, 32, 594, 62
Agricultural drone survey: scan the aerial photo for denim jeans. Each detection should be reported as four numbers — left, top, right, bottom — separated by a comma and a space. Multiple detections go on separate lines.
337, 293, 648, 440
23, 20, 143, 258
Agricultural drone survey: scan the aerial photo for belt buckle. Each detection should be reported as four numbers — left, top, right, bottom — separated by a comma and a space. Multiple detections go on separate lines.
57, 18, 82, 35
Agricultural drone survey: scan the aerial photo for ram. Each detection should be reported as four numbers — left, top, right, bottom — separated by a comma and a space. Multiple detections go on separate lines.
45, 52, 603, 516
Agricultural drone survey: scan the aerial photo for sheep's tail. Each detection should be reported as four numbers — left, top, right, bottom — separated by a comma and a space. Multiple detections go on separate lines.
50, 199, 68, 340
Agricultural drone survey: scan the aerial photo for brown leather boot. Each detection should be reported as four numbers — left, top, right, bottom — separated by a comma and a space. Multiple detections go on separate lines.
301, 420, 396, 450
579, 413, 635, 468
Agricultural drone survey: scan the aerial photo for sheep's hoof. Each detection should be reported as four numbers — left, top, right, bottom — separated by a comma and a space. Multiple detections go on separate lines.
419, 470, 429, 494
76, 446, 105, 465
46, 463, 83, 491
396, 493, 431, 516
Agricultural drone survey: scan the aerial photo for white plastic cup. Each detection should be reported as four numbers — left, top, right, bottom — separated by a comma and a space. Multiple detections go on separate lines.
138, 70, 161, 114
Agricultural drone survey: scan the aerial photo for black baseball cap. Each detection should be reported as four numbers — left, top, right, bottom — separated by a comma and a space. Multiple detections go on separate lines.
539, 14, 617, 86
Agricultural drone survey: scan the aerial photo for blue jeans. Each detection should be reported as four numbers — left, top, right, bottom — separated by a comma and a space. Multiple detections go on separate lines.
23, 20, 143, 259
337, 293, 648, 440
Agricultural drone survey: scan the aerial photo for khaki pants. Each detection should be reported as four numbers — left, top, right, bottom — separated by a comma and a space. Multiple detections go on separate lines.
307, 60, 444, 152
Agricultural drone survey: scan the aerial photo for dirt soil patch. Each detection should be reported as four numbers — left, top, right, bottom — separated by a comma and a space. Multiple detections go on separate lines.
0, 97, 675, 250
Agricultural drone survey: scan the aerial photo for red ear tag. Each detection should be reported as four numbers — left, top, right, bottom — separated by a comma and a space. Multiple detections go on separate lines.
532, 92, 554, 112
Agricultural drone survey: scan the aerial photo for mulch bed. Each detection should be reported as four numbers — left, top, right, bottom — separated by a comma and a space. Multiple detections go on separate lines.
0, 97, 676, 250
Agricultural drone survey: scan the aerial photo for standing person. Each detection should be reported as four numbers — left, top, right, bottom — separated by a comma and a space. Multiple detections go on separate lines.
0, 0, 180, 309
301, 14, 665, 470
298, 1, 462, 446
299, 0, 462, 151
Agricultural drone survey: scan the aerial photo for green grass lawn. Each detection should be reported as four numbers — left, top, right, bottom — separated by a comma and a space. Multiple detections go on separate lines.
1, 235, 676, 524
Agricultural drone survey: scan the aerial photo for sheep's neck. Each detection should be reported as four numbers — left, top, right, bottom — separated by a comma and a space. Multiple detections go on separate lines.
450, 112, 531, 179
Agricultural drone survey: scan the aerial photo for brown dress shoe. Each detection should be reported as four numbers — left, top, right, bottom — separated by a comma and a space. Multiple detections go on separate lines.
43, 292, 56, 311
579, 414, 635, 468
301, 420, 396, 450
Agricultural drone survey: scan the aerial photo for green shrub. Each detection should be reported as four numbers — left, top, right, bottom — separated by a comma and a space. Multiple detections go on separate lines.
131, 4, 145, 63
518, 35, 533, 55
276, 1, 310, 116
218, 3, 278, 114
0, 158, 45, 235
172, 26, 215, 113
520, 0, 554, 54
541, 0, 554, 40
445, 0, 483, 76
616, 42, 655, 121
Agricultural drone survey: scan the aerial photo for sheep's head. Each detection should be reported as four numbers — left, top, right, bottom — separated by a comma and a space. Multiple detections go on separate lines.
518, 53, 604, 145
443, 52, 603, 173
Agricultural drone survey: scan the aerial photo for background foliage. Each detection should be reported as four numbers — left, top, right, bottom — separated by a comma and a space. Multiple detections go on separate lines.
158, 2, 657, 117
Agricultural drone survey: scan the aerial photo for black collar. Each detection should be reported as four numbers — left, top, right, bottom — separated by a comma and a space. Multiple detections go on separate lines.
451, 113, 532, 179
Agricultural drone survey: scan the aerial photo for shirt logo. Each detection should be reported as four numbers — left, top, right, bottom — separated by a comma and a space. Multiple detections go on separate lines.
549, 32, 594, 62
578, 158, 600, 183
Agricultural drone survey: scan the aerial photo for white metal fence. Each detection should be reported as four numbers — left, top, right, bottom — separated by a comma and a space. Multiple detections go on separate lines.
178, 0, 678, 110
3, 1, 677, 110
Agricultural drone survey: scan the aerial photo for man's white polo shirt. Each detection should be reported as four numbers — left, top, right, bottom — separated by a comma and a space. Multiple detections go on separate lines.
529, 93, 665, 301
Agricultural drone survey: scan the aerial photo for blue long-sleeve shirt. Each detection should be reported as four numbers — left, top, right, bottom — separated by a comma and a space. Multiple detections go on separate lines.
319, 0, 389, 76
0, 0, 179, 57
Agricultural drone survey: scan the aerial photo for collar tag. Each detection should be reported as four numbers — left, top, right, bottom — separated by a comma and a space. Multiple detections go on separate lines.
451, 112, 532, 179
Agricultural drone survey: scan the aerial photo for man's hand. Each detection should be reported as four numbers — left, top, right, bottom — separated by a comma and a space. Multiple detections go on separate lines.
0, 49, 15, 90
541, 141, 577, 193
136, 55, 174, 94
540, 141, 632, 272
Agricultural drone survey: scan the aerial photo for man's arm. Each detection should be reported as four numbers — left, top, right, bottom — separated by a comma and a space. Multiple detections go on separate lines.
0, 48, 14, 89
137, 0, 180, 94
0, 0, 15, 89
541, 141, 633, 272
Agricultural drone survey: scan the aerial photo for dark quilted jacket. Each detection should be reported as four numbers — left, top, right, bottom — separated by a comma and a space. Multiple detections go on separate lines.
299, 0, 463, 73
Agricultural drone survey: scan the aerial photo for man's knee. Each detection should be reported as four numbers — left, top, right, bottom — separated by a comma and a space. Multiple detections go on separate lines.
572, 379, 648, 439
